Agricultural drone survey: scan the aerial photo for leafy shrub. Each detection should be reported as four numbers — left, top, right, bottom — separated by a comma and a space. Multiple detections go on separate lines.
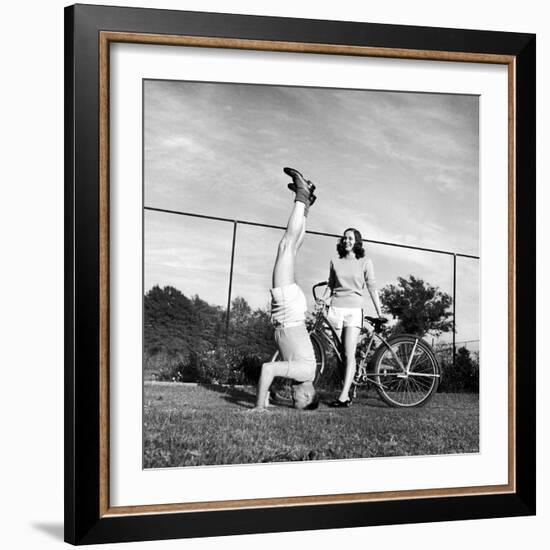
192, 345, 242, 384
144, 288, 276, 385
380, 275, 453, 337
239, 355, 264, 385
148, 344, 270, 385
144, 351, 192, 382
438, 346, 479, 392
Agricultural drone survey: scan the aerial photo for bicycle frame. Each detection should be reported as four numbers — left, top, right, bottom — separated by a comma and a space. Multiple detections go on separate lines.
307, 281, 441, 407
311, 282, 411, 389
310, 304, 343, 363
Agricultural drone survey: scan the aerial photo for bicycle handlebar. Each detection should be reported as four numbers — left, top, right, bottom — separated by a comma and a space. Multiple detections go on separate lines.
312, 281, 328, 301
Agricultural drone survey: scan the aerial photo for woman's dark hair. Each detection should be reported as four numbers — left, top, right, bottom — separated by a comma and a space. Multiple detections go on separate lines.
337, 228, 365, 259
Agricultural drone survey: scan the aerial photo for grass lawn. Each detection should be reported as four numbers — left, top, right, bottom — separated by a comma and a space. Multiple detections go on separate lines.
144, 382, 479, 468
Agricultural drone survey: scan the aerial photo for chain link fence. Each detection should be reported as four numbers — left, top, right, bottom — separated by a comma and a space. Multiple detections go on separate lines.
145, 207, 480, 374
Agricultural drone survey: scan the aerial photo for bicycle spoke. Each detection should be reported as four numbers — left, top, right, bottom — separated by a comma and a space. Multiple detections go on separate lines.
374, 337, 439, 407
409, 374, 427, 395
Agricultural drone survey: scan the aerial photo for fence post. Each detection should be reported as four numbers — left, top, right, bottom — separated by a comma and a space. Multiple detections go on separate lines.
143, 207, 479, 356
225, 221, 238, 334
453, 253, 457, 369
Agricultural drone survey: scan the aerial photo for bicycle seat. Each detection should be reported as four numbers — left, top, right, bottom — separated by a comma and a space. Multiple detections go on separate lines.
364, 316, 388, 332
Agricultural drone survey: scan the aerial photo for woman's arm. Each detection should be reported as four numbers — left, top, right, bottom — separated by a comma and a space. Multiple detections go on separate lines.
318, 260, 335, 304
364, 258, 383, 317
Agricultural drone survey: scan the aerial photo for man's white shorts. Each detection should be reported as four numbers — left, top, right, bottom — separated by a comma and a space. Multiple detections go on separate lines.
270, 283, 307, 328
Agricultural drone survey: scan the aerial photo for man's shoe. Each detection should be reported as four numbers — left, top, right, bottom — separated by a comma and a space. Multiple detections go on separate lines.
283, 167, 316, 194
308, 189, 317, 206
286, 179, 317, 194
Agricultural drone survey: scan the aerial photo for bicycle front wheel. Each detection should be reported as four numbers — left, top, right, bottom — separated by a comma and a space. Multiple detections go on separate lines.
372, 334, 440, 408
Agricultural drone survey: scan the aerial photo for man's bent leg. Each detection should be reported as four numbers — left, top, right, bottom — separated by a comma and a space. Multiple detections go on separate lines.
253, 361, 292, 410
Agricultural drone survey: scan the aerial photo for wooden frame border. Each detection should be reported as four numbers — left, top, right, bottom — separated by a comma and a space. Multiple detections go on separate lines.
66, 5, 535, 545
98, 31, 517, 517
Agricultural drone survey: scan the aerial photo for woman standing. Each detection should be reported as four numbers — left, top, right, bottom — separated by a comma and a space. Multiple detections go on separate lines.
320, 228, 384, 407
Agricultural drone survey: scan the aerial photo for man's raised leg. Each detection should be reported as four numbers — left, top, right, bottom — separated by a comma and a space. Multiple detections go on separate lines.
249, 168, 315, 411
272, 201, 306, 288
250, 200, 307, 411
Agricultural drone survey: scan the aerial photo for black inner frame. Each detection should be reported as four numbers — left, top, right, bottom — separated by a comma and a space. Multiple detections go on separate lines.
64, 4, 536, 545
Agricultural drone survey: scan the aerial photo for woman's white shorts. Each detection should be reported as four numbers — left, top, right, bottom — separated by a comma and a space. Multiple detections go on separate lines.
327, 306, 363, 329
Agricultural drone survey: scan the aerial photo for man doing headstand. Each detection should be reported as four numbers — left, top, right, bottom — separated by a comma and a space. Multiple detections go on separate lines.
251, 167, 319, 411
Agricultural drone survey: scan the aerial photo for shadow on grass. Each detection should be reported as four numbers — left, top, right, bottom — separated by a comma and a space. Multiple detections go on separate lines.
197, 383, 254, 408
321, 388, 388, 409
198, 383, 300, 410
197, 383, 390, 411
355, 396, 389, 409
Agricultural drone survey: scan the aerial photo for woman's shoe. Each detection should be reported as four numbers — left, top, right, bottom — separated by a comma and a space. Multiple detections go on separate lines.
329, 398, 352, 408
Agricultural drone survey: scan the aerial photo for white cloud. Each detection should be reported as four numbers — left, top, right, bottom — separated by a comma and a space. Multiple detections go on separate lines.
143, 81, 480, 339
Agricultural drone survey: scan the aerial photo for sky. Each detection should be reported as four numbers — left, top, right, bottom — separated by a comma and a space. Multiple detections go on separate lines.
143, 80, 479, 343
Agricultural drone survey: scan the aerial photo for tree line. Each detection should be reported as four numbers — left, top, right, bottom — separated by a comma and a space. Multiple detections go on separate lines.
144, 275, 477, 391
144, 286, 275, 384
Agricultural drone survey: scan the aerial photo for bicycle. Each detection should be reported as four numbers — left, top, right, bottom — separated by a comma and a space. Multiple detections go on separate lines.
272, 281, 441, 408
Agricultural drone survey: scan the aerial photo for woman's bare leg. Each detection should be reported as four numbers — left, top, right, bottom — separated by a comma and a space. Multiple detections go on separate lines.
338, 326, 360, 402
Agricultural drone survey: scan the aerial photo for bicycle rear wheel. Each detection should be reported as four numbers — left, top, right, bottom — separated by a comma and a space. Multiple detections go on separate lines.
372, 334, 440, 407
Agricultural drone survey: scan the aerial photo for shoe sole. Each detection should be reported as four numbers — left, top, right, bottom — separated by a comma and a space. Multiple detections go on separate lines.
287, 181, 316, 192
329, 400, 351, 408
